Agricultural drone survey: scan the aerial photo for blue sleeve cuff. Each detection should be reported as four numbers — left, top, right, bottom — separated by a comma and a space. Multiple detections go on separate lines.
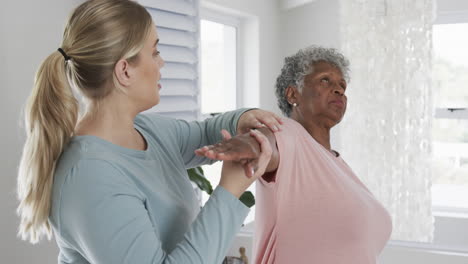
211, 185, 250, 220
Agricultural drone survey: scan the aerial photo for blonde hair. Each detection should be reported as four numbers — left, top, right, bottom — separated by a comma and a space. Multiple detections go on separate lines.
17, 0, 153, 243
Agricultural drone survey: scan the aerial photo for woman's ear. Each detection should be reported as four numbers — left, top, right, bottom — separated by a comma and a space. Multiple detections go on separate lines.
114, 59, 132, 87
286, 85, 299, 105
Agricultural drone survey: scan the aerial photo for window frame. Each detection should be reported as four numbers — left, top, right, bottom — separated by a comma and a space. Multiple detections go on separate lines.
431, 16, 468, 215
432, 106, 468, 215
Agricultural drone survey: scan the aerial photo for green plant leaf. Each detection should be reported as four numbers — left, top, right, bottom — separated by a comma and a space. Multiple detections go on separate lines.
187, 167, 256, 207
187, 167, 213, 195
239, 191, 255, 208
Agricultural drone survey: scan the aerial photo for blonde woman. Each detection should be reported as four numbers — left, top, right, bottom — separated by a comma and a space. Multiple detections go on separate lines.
17, 0, 281, 263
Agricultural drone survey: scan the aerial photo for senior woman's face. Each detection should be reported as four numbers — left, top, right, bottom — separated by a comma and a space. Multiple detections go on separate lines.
291, 61, 347, 128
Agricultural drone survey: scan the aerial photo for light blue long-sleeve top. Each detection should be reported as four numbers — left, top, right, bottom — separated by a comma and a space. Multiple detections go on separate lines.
49, 109, 250, 264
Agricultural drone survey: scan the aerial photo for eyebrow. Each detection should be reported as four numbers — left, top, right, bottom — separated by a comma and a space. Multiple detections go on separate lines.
316, 72, 346, 84
154, 39, 159, 47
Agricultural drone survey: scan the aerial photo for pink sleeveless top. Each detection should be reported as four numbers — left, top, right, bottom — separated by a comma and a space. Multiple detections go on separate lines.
253, 118, 392, 264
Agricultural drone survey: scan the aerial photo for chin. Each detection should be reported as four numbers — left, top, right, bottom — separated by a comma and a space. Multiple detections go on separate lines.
153, 96, 160, 105
329, 113, 345, 126
139, 98, 160, 112
149, 99, 160, 109
335, 115, 345, 124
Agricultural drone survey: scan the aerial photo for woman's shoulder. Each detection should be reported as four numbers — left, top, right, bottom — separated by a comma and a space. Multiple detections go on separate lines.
135, 112, 180, 130
276, 117, 298, 129
56, 137, 121, 172
53, 139, 135, 198
276, 117, 307, 137
134, 112, 184, 140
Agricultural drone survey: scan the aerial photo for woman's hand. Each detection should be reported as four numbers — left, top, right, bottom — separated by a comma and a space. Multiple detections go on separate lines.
195, 127, 279, 178
218, 130, 272, 198
196, 129, 259, 162
237, 109, 283, 134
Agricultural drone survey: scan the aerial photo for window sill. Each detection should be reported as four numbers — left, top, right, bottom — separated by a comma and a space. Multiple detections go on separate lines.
433, 207, 468, 219
387, 240, 468, 256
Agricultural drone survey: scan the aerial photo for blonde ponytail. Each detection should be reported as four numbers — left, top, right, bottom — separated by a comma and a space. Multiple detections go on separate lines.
17, 0, 153, 244
17, 52, 78, 243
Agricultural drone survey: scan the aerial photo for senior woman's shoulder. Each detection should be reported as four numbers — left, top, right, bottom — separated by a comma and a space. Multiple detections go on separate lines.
271, 118, 309, 144
281, 118, 306, 131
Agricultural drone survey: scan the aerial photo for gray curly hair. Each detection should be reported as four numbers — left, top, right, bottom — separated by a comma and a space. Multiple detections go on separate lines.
275, 45, 350, 117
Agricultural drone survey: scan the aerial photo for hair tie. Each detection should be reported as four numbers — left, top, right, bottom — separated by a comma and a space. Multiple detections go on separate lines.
57, 48, 71, 61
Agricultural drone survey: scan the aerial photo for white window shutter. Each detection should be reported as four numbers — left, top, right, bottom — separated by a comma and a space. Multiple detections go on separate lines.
139, 0, 200, 121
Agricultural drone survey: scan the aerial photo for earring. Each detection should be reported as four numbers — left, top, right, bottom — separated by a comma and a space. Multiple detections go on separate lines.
292, 103, 297, 107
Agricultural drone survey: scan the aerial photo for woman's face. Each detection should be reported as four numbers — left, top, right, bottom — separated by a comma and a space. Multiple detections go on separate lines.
131, 25, 165, 111
289, 61, 347, 128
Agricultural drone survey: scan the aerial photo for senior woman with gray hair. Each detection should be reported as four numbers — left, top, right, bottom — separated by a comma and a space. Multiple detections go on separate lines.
196, 46, 392, 263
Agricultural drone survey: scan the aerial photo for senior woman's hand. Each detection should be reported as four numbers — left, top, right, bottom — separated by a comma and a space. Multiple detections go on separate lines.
195, 128, 279, 178
218, 129, 273, 198
237, 109, 284, 134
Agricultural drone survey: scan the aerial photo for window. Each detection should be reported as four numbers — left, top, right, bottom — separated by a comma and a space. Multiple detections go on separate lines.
199, 13, 239, 205
431, 23, 468, 213
199, 10, 256, 224
200, 19, 238, 115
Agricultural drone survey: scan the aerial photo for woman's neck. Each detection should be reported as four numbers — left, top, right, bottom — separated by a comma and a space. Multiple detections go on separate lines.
290, 115, 333, 151
75, 96, 147, 150
303, 122, 332, 151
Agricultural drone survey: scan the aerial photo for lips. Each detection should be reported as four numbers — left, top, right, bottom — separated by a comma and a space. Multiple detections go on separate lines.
157, 78, 162, 90
330, 99, 344, 108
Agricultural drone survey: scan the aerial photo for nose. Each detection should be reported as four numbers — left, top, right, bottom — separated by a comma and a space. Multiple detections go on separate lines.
159, 56, 165, 68
333, 85, 345, 96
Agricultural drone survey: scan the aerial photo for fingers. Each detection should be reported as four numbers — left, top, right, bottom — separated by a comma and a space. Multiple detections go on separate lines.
251, 129, 271, 155
195, 146, 210, 156
221, 129, 232, 141
195, 143, 241, 161
274, 114, 285, 125
198, 149, 218, 160
238, 110, 284, 134
249, 130, 272, 177
257, 118, 281, 132
253, 112, 283, 132
238, 113, 263, 134
195, 145, 220, 160
243, 162, 255, 178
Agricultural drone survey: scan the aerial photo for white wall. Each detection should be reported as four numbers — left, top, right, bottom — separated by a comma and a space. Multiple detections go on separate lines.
436, 0, 468, 22
280, 0, 340, 57
279, 0, 344, 149
0, 1, 82, 263
281, 0, 318, 10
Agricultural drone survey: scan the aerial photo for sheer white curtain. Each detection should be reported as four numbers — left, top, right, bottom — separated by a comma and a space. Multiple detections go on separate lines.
338, 0, 434, 242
